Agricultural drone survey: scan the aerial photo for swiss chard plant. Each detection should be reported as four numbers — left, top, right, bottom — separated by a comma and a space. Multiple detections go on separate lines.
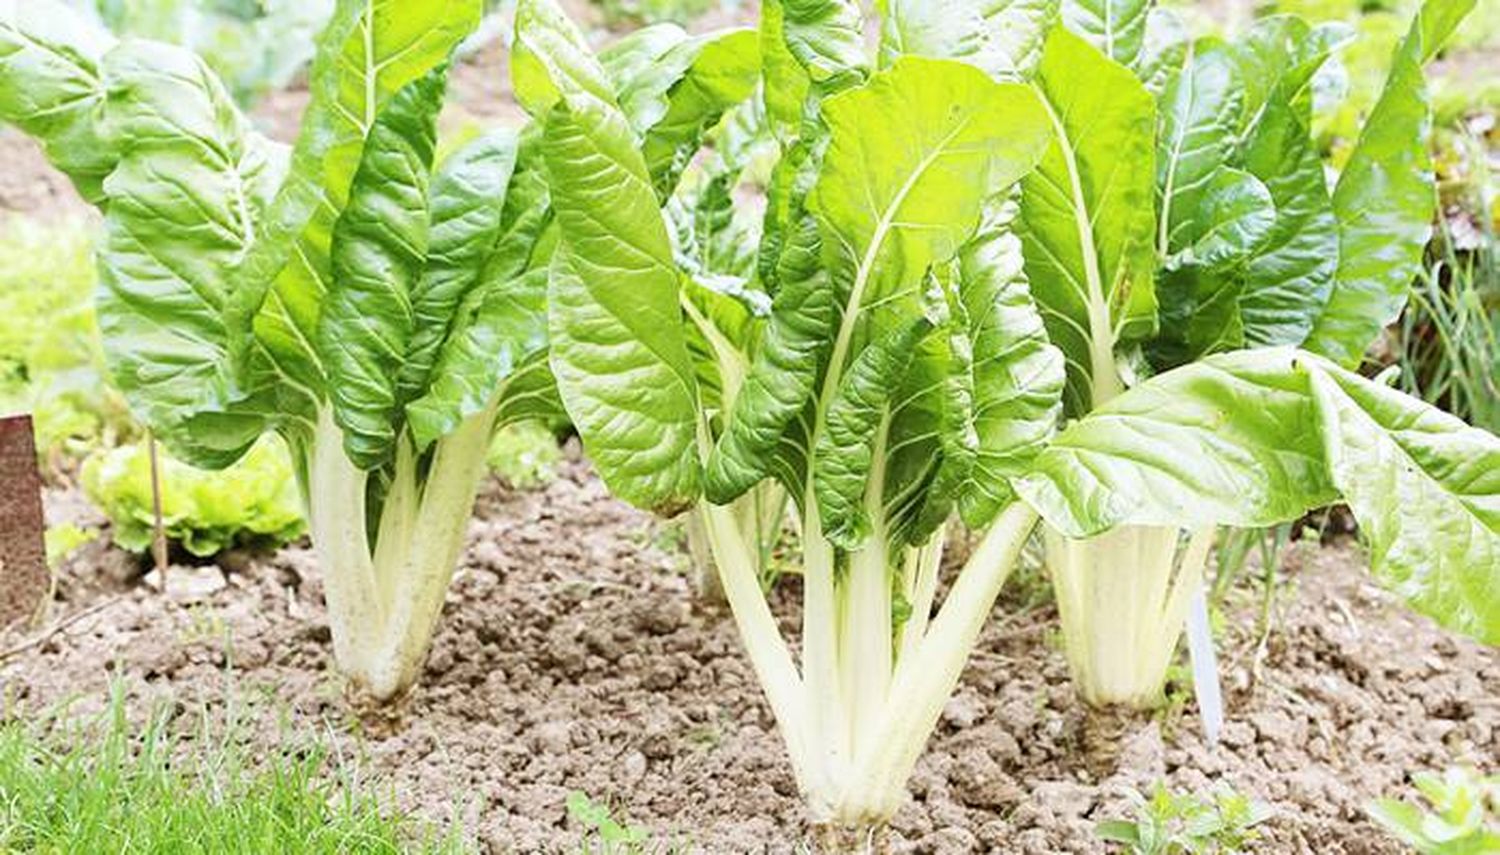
1007, 0, 1497, 713
0, 0, 560, 701
523, 0, 1500, 839
518, 0, 1066, 832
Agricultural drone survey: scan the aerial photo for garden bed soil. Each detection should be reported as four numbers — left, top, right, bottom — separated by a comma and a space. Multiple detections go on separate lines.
3, 456, 1495, 854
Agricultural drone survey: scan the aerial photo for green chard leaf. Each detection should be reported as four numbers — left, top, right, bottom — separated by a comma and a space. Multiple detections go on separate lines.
1154, 42, 1245, 261
759, 0, 811, 137
1017, 348, 1337, 534
1060, 0, 1149, 67
705, 215, 833, 503
780, 0, 869, 87
0, 0, 117, 201
512, 0, 613, 114
1134, 6, 1189, 96
879, 0, 1060, 82
806, 57, 1052, 543
396, 128, 521, 411
1019, 28, 1156, 415
96, 39, 289, 467
816, 317, 934, 549
318, 68, 446, 470
543, 91, 702, 515
406, 136, 556, 448
955, 194, 1066, 529
1303, 0, 1477, 366
1309, 365, 1500, 645
603, 25, 760, 198
229, 0, 480, 398
1230, 18, 1350, 350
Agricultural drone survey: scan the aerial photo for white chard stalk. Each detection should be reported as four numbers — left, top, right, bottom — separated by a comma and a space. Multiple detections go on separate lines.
1046, 524, 1214, 709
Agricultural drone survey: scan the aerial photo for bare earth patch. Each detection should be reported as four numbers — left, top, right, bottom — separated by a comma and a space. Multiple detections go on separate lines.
3, 458, 1495, 853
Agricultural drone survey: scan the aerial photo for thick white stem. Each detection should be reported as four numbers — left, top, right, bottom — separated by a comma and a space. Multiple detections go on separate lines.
306, 408, 381, 685
898, 535, 945, 667
845, 533, 892, 762
1047, 524, 1216, 709
362, 408, 496, 700
840, 503, 1038, 823
700, 499, 814, 797
305, 406, 496, 702
801, 496, 842, 813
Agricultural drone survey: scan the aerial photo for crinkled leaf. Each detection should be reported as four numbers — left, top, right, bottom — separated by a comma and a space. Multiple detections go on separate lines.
1019, 28, 1156, 415
1168, 167, 1276, 271
405, 138, 554, 448
511, 0, 613, 116
705, 216, 833, 503
1017, 348, 1337, 535
1060, 0, 1149, 67
1022, 345, 1500, 645
0, 0, 117, 202
879, 0, 1059, 83
318, 69, 445, 469
1304, 0, 1476, 366
95, 40, 288, 467
760, 0, 811, 136
780, 0, 868, 87
543, 93, 701, 515
1133, 6, 1188, 95
396, 128, 521, 411
626, 29, 760, 197
1309, 365, 1500, 645
1155, 44, 1244, 259
815, 318, 934, 549
229, 0, 480, 396
407, 264, 551, 446
955, 194, 1066, 528
812, 56, 1051, 345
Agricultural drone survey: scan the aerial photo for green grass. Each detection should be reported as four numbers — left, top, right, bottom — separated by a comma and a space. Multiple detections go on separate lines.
0, 683, 468, 854
1397, 216, 1499, 435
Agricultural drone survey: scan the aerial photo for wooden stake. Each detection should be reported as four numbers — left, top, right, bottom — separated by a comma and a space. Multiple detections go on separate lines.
147, 430, 168, 587
0, 415, 49, 629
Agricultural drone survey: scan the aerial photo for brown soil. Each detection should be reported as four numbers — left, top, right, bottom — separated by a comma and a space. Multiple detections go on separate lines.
3, 456, 1495, 854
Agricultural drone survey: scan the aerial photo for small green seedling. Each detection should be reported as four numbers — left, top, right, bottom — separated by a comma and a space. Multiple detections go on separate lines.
1096, 783, 1273, 855
567, 791, 651, 854
1368, 768, 1500, 855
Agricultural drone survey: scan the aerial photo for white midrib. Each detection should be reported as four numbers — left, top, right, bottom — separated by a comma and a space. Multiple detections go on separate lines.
1035, 86, 1121, 408
814, 116, 975, 435
362, 0, 377, 130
